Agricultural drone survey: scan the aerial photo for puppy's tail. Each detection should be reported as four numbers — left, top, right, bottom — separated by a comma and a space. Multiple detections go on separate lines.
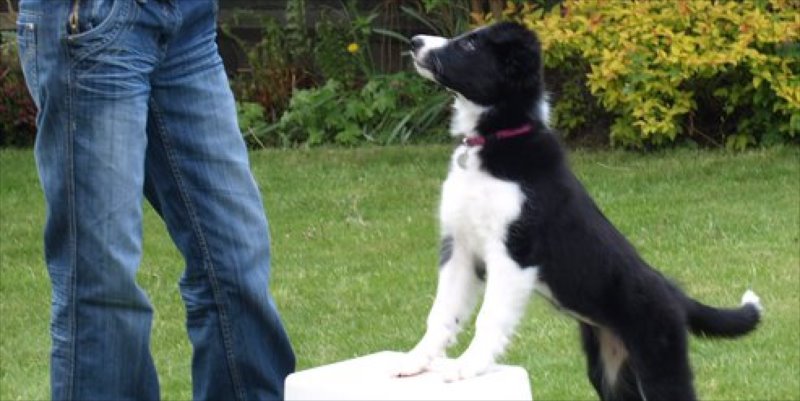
685, 290, 763, 338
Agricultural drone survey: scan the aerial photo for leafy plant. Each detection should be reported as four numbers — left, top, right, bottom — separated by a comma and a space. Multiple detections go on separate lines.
313, 1, 379, 88
314, 13, 357, 86
236, 101, 271, 149
400, 1, 472, 38
285, 0, 311, 64
266, 72, 451, 147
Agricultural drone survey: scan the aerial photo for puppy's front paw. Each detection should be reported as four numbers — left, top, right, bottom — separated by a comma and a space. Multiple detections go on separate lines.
393, 352, 434, 378
441, 354, 493, 382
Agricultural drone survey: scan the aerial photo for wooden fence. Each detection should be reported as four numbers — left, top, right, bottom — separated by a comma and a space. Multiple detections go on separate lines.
1, 1, 540, 74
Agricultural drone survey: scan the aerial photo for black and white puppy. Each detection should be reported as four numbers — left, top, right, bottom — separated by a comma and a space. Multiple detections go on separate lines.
397, 22, 762, 401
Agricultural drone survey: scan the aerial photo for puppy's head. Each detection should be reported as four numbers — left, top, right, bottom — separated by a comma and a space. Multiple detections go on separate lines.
410, 22, 543, 107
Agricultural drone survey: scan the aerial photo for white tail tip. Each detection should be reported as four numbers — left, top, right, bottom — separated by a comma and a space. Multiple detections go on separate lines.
741, 289, 763, 314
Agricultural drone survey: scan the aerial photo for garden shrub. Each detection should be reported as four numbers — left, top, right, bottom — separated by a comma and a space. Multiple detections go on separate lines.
226, 0, 395, 148
221, 0, 317, 123
491, 0, 799, 149
1, 32, 37, 147
230, 0, 462, 148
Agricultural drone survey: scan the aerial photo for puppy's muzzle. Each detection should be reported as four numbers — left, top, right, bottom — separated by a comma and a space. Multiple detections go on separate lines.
410, 35, 448, 81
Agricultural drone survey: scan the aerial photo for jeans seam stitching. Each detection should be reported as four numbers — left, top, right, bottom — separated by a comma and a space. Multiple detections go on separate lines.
16, 15, 40, 103
66, 43, 78, 401
148, 99, 247, 401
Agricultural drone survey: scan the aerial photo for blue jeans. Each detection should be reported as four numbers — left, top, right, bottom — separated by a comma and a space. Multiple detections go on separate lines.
16, 0, 295, 399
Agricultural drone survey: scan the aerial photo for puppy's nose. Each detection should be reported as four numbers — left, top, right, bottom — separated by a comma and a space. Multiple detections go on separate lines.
410, 36, 424, 52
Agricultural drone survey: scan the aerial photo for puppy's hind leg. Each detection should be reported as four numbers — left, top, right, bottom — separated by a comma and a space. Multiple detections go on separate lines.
624, 323, 697, 401
580, 323, 608, 399
395, 236, 484, 377
581, 324, 642, 401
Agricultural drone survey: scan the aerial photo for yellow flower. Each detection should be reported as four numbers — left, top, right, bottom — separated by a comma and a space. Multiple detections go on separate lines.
347, 42, 360, 54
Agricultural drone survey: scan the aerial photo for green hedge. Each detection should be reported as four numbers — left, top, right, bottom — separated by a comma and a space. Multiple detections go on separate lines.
491, 0, 800, 149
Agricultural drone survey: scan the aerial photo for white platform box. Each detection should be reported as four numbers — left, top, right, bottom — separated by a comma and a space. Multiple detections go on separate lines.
284, 351, 532, 401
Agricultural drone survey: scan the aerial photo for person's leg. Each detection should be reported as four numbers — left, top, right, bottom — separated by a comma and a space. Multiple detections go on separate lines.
142, 2, 295, 400
18, 0, 164, 399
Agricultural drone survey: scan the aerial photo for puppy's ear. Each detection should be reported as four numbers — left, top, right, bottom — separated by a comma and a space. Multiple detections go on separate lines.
489, 22, 542, 85
488, 22, 541, 52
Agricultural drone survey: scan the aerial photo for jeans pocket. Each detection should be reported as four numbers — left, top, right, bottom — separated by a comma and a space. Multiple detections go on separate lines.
16, 12, 40, 107
66, 0, 131, 57
67, 0, 116, 35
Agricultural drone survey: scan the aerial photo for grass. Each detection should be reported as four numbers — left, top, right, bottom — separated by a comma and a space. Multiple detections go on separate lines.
1, 146, 798, 400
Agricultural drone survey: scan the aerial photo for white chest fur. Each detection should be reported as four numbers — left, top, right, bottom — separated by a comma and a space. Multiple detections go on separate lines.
440, 147, 525, 256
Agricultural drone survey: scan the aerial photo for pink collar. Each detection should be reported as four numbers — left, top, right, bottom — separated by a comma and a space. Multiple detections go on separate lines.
462, 124, 534, 147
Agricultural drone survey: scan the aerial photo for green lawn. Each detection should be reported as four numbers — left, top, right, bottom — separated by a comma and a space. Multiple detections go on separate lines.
1, 146, 798, 400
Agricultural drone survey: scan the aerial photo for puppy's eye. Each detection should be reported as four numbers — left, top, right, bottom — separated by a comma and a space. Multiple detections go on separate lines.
460, 39, 476, 52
